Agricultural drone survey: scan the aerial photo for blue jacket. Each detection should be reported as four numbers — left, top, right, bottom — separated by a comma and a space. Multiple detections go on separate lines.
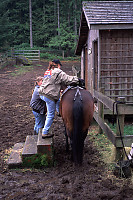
30, 85, 46, 114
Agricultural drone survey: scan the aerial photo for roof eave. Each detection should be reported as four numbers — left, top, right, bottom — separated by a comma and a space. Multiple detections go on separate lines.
75, 10, 89, 55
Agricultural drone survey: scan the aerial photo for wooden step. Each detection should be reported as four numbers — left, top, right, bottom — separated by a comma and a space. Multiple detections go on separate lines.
22, 135, 38, 158
7, 130, 54, 168
37, 128, 53, 158
7, 143, 24, 168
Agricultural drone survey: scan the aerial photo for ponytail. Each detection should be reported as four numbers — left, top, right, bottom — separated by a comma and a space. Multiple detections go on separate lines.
48, 61, 57, 70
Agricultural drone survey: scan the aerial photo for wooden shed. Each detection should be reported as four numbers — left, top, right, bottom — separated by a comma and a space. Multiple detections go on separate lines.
76, 1, 133, 105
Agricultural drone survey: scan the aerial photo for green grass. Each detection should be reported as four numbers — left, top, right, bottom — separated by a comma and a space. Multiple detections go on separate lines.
22, 154, 53, 169
89, 121, 112, 156
108, 122, 133, 136
88, 120, 133, 172
11, 65, 34, 76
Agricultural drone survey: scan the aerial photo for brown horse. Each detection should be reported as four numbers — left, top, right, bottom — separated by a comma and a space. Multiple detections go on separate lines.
60, 85, 94, 165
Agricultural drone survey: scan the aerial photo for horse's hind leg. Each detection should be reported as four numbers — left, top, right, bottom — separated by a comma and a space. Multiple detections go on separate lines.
83, 129, 88, 140
66, 135, 69, 152
70, 139, 74, 162
64, 127, 69, 152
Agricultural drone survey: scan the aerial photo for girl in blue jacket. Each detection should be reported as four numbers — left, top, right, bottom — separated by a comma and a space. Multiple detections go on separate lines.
30, 76, 46, 135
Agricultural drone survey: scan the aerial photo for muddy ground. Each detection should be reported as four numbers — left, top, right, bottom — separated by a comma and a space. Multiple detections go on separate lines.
0, 60, 133, 200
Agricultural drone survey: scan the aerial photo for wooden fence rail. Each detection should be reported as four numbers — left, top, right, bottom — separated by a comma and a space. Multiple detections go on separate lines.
93, 89, 133, 161
10, 49, 40, 61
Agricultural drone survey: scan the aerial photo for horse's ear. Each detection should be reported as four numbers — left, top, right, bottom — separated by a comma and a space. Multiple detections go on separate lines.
79, 78, 85, 88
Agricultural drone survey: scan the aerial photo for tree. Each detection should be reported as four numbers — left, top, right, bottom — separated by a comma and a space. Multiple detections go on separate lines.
74, 0, 77, 43
57, 0, 60, 36
29, 0, 33, 48
48, 24, 76, 56
0, 1, 10, 48
0, 0, 84, 54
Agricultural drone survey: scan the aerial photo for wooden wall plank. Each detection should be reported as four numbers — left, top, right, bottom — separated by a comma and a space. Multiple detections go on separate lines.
100, 29, 133, 103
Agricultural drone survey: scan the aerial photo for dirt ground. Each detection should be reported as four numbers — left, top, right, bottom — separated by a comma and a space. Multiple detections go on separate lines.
0, 60, 133, 200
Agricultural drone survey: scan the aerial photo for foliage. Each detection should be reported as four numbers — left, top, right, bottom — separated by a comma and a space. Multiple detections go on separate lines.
40, 52, 63, 61
22, 154, 53, 168
10, 65, 33, 76
0, 0, 29, 47
7, 42, 80, 59
89, 121, 112, 152
88, 120, 114, 173
48, 24, 77, 52
0, 55, 16, 69
16, 55, 32, 65
108, 123, 133, 136
89, 120, 133, 173
0, 0, 84, 56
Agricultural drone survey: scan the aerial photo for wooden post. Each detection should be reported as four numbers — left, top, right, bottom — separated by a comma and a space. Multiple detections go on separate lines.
38, 50, 40, 64
62, 50, 64, 59
115, 97, 125, 162
11, 48, 15, 58
98, 87, 104, 134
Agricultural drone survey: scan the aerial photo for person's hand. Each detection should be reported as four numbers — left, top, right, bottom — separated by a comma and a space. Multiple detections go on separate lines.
70, 82, 78, 87
78, 78, 85, 88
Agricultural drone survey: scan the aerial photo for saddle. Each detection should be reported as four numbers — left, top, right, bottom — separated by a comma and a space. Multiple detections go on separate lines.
61, 85, 84, 101
61, 78, 85, 100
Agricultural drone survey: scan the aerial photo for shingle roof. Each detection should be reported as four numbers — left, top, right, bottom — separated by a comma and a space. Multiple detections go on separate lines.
83, 1, 133, 25
75, 1, 133, 55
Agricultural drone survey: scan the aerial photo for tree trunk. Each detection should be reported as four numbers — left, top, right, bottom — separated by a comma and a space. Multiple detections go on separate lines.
43, 0, 45, 25
29, 0, 33, 48
57, 0, 60, 36
67, 0, 70, 27
74, 0, 77, 44
54, 0, 56, 34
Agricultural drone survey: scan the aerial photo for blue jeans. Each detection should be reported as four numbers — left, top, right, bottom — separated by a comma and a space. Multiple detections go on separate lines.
56, 98, 60, 113
40, 96, 59, 135
32, 111, 46, 134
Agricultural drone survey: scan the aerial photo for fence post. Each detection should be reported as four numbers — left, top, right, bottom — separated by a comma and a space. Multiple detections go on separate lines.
115, 97, 125, 162
11, 48, 15, 58
62, 50, 64, 59
98, 87, 104, 134
38, 50, 40, 64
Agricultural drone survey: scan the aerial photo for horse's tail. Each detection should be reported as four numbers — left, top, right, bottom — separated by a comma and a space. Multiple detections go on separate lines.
72, 95, 84, 165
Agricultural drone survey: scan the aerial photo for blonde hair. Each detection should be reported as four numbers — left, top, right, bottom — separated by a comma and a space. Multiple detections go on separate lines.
32, 76, 43, 94
35, 76, 43, 86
